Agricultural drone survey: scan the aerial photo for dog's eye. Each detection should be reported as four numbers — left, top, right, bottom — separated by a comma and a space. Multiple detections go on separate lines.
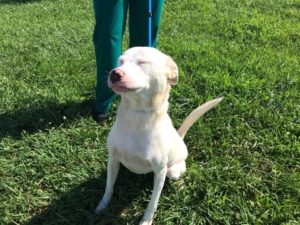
137, 60, 149, 65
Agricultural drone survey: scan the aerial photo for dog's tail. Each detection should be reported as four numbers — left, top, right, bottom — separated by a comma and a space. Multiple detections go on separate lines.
177, 97, 223, 139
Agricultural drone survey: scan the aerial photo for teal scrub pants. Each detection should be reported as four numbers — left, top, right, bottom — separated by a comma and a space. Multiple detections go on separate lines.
93, 0, 164, 113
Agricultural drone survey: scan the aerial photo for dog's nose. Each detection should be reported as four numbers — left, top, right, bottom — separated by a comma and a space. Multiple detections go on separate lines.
110, 69, 123, 84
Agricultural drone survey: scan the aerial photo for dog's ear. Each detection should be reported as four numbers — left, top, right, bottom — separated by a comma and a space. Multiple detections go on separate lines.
165, 56, 178, 85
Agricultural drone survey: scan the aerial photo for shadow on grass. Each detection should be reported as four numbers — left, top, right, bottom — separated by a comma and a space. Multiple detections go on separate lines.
0, 98, 95, 139
0, 0, 41, 4
25, 166, 154, 225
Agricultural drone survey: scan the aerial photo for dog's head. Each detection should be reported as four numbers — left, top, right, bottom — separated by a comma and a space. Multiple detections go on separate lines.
108, 47, 178, 96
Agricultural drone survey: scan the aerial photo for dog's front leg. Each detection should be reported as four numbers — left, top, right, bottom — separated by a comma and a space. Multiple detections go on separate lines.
95, 155, 120, 213
139, 166, 167, 225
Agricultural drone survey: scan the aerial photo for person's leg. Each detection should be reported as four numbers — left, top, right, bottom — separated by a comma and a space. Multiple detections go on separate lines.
129, 0, 164, 47
93, 0, 128, 119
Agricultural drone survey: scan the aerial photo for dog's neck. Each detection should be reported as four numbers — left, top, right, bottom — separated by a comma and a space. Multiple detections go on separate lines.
117, 90, 170, 120
121, 94, 169, 113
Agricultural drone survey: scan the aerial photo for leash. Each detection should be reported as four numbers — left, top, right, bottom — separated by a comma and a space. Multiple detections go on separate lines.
148, 0, 152, 47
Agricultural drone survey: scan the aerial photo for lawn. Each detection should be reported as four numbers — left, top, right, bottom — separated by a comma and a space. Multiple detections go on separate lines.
0, 0, 299, 224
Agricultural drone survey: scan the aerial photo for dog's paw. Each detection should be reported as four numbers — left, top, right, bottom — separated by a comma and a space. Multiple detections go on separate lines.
139, 219, 153, 225
95, 196, 110, 214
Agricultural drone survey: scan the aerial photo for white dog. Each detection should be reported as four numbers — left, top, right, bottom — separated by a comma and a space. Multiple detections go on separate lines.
95, 47, 222, 225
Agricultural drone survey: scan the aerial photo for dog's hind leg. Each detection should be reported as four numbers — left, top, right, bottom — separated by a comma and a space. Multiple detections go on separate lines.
95, 155, 120, 213
167, 161, 186, 180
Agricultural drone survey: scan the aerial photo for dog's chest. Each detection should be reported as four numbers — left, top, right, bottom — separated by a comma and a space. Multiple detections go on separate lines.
112, 148, 152, 174
108, 124, 168, 174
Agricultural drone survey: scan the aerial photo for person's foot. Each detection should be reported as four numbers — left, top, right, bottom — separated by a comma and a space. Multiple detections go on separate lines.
92, 111, 109, 123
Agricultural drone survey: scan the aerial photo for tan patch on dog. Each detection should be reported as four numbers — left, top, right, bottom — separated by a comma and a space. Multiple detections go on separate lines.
165, 56, 178, 85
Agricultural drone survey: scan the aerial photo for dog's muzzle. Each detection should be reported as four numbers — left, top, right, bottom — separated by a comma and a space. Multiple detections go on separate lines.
110, 69, 123, 84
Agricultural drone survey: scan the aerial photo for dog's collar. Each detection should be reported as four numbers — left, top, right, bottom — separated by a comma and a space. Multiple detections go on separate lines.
121, 102, 169, 115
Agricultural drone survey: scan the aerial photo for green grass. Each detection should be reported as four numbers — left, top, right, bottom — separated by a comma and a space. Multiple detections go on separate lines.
0, 0, 299, 224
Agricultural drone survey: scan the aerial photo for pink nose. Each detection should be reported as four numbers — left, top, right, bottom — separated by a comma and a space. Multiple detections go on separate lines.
110, 69, 123, 84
